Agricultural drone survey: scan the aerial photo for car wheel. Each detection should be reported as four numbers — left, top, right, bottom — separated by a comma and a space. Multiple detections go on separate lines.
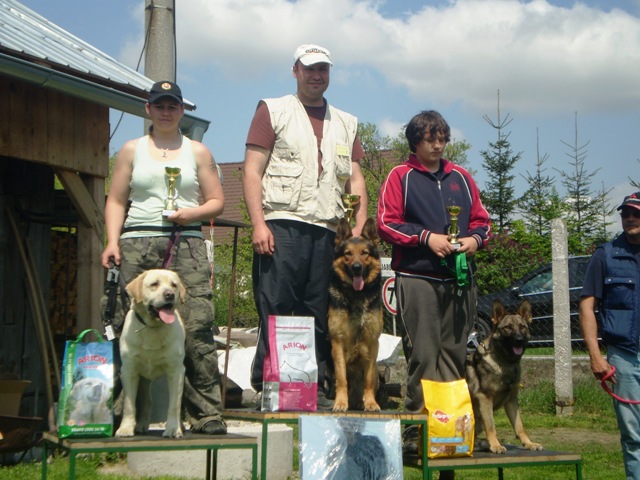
473, 315, 492, 343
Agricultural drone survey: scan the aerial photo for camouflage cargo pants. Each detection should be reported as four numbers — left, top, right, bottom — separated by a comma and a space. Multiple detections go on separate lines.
104, 234, 224, 428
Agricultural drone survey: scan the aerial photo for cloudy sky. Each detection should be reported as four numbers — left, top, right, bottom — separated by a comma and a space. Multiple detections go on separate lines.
20, 0, 640, 214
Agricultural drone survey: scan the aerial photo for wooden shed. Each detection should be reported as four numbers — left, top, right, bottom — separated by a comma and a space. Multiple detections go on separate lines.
0, 0, 210, 424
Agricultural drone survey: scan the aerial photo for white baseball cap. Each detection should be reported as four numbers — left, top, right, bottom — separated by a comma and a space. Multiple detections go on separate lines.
293, 44, 333, 66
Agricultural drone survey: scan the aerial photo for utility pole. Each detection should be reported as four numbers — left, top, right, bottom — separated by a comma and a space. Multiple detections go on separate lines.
143, 0, 177, 420
143, 0, 176, 132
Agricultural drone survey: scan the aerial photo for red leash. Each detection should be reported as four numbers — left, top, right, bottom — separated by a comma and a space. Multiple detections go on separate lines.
162, 225, 182, 268
600, 366, 640, 405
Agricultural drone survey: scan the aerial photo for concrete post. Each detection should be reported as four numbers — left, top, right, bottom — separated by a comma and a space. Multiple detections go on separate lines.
551, 218, 574, 415
143, 0, 177, 421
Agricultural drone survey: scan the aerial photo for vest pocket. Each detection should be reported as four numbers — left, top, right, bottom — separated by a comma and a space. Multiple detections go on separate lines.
604, 276, 636, 309
334, 154, 352, 181
602, 276, 636, 345
263, 163, 304, 211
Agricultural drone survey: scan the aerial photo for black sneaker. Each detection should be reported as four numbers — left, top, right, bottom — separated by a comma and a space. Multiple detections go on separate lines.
193, 418, 227, 435
317, 390, 334, 411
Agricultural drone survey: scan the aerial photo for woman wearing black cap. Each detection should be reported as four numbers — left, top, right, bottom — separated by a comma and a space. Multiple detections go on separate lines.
100, 80, 227, 435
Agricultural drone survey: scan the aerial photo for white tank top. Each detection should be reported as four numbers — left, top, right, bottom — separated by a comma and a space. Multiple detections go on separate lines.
121, 135, 203, 239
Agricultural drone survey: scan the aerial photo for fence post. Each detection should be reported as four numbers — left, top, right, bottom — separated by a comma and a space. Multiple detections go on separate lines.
551, 218, 574, 416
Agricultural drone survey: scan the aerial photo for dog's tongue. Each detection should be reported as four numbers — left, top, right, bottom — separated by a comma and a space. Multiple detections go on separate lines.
353, 275, 365, 291
158, 308, 176, 324
513, 346, 524, 356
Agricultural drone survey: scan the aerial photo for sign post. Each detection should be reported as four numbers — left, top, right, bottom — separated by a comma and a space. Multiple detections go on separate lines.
380, 257, 396, 335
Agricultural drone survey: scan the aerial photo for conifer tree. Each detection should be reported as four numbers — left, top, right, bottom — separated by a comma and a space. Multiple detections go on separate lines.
480, 91, 521, 231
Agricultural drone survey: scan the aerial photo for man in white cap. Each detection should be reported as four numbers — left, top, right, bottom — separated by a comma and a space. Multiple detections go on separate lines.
580, 191, 640, 479
243, 44, 367, 409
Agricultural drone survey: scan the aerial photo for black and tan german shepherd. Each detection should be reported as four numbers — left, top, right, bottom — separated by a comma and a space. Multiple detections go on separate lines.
466, 300, 543, 453
328, 217, 383, 412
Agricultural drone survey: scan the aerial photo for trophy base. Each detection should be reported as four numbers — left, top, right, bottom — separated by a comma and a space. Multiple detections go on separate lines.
162, 209, 177, 217
451, 242, 461, 250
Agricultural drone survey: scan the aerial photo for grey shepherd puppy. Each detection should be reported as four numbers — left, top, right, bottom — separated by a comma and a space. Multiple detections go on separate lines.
466, 300, 543, 454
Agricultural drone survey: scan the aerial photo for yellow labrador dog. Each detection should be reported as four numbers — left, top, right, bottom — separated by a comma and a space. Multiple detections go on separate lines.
116, 269, 186, 438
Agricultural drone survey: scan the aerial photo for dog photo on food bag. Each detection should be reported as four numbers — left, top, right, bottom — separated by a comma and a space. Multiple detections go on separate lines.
328, 217, 384, 412
67, 377, 112, 426
116, 269, 187, 438
466, 299, 543, 453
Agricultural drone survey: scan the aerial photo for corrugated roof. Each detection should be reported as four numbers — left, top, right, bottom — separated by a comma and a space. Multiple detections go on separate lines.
0, 0, 195, 108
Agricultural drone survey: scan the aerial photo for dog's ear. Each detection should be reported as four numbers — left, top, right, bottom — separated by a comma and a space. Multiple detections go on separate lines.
335, 217, 353, 245
178, 280, 187, 304
517, 300, 533, 324
125, 272, 146, 304
360, 218, 379, 247
491, 300, 506, 324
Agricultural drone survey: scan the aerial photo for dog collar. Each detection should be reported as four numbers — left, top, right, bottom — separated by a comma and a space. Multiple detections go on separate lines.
134, 311, 148, 327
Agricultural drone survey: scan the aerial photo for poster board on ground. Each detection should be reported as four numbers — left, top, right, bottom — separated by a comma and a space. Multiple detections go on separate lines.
299, 415, 402, 480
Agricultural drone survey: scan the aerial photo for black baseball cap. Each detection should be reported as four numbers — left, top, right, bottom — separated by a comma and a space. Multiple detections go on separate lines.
148, 81, 183, 104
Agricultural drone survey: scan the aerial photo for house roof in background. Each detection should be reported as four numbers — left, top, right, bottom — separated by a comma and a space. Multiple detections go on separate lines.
0, 0, 204, 121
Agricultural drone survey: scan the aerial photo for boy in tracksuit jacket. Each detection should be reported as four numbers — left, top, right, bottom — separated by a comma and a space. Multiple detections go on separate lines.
377, 110, 490, 465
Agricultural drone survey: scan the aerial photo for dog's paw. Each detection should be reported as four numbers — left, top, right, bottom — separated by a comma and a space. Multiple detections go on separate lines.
163, 427, 183, 438
134, 424, 149, 435
364, 401, 381, 412
489, 442, 507, 454
524, 441, 543, 451
115, 425, 135, 437
332, 400, 348, 412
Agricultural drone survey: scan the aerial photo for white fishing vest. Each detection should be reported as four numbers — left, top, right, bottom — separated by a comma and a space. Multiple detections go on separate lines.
261, 95, 358, 231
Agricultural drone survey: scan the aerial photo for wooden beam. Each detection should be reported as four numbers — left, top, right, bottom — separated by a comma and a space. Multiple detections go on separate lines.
75, 174, 105, 333
54, 168, 104, 244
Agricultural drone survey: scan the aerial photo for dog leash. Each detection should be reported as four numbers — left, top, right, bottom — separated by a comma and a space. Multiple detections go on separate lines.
440, 252, 469, 288
103, 258, 127, 340
162, 224, 183, 268
600, 366, 640, 404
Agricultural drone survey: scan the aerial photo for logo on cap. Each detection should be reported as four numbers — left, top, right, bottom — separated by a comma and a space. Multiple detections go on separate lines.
161, 82, 173, 90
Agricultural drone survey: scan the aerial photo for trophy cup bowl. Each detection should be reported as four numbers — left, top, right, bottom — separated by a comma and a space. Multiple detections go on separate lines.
447, 205, 462, 248
341, 193, 361, 225
162, 167, 181, 217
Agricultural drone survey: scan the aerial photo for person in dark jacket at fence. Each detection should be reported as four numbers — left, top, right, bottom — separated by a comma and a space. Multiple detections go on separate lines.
580, 191, 640, 480
377, 110, 490, 477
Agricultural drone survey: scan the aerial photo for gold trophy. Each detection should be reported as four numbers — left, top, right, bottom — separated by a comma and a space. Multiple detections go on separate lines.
341, 193, 361, 225
447, 205, 462, 249
162, 167, 181, 217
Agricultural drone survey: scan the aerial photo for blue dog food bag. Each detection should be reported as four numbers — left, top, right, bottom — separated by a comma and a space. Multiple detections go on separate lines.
57, 329, 114, 438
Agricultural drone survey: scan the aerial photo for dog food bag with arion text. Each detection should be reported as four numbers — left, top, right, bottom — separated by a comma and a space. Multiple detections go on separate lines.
262, 316, 318, 411
422, 378, 474, 458
57, 329, 114, 438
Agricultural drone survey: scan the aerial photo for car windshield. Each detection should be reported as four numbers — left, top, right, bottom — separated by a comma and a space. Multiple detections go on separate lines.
520, 271, 553, 295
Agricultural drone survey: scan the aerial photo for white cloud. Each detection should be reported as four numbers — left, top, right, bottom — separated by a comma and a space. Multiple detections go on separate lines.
172, 0, 640, 114
378, 118, 404, 138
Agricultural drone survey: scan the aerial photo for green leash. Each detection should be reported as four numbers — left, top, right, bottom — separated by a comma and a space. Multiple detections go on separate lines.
455, 251, 469, 287
441, 251, 469, 287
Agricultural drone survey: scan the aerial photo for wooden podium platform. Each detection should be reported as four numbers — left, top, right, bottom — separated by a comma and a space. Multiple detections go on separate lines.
224, 408, 582, 480
41, 430, 258, 480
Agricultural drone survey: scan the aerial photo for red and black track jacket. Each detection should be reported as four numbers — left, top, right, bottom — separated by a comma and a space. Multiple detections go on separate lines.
377, 154, 491, 279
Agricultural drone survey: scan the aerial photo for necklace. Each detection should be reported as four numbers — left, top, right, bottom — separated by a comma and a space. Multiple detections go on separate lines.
161, 148, 169, 158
